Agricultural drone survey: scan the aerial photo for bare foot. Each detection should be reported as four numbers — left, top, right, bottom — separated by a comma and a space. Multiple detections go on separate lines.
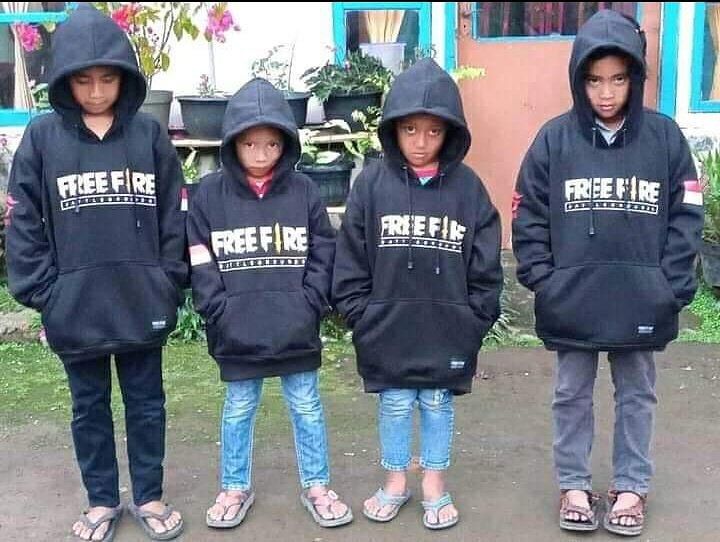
562, 490, 591, 522
306, 485, 350, 520
422, 470, 458, 526
207, 490, 250, 522
137, 501, 182, 535
71, 506, 117, 541
363, 471, 408, 519
610, 492, 642, 527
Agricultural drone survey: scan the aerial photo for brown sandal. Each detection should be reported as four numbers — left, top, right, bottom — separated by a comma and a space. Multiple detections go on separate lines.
603, 490, 647, 536
559, 490, 601, 531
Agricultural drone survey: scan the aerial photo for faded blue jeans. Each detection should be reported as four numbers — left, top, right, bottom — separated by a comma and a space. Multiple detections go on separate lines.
553, 350, 656, 494
220, 370, 330, 490
378, 388, 455, 471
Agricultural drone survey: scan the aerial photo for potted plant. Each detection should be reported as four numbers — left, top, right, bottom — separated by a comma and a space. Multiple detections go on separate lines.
94, 2, 239, 132
297, 125, 355, 207
251, 44, 310, 128
177, 74, 229, 140
302, 50, 392, 131
699, 149, 720, 290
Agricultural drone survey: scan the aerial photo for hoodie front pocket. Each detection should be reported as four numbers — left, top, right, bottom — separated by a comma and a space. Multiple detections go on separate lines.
42, 263, 179, 355
209, 291, 320, 359
535, 264, 679, 346
353, 300, 483, 383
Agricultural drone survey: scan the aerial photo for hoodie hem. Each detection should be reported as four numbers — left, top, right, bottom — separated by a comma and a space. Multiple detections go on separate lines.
217, 352, 321, 381
361, 376, 472, 395
57, 338, 168, 364
539, 335, 674, 352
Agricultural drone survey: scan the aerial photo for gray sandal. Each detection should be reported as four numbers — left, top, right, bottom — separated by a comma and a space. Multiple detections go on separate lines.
128, 502, 184, 541
206, 490, 255, 529
300, 488, 353, 528
73, 505, 123, 542
363, 487, 412, 523
422, 492, 459, 530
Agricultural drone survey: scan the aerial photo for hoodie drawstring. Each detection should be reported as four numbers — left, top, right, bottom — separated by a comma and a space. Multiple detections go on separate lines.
122, 132, 140, 230
589, 127, 596, 236
435, 173, 445, 275
404, 166, 414, 270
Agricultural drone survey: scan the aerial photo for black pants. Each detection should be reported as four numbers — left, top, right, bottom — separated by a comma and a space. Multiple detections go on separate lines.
64, 348, 166, 507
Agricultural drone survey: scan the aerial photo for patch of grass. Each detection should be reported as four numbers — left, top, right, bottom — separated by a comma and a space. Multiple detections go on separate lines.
0, 281, 24, 313
678, 284, 720, 343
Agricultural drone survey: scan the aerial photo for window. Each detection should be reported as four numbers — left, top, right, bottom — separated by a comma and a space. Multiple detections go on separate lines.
692, 2, 720, 112
0, 2, 69, 126
332, 2, 432, 72
472, 2, 637, 39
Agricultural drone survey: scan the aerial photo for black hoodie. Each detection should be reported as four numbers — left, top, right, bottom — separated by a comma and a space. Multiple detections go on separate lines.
512, 10, 703, 351
332, 58, 503, 394
6, 5, 187, 363
187, 78, 335, 381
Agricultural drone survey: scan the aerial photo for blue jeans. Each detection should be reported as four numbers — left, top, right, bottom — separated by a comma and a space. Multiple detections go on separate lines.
378, 388, 455, 471
553, 350, 657, 494
221, 370, 330, 490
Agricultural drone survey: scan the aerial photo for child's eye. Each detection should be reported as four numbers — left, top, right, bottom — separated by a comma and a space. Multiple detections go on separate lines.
269, 142, 279, 148
101, 76, 117, 84
429, 128, 443, 137
403, 125, 416, 134
586, 77, 600, 87
74, 77, 90, 85
613, 75, 628, 85
244, 142, 254, 148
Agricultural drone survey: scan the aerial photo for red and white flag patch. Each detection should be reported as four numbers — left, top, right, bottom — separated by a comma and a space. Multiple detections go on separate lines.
3, 194, 17, 227
682, 180, 703, 206
180, 187, 189, 212
189, 244, 213, 266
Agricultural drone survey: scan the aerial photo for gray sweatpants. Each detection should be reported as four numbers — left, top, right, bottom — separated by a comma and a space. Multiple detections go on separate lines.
553, 350, 656, 494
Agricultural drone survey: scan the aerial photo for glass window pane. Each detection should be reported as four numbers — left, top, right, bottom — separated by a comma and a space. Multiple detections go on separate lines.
345, 9, 420, 73
0, 2, 66, 14
474, 3, 637, 38
0, 22, 54, 109
703, 2, 720, 101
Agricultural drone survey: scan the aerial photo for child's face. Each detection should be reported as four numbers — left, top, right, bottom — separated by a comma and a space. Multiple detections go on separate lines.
235, 126, 284, 178
584, 55, 630, 129
396, 114, 447, 169
69, 66, 121, 117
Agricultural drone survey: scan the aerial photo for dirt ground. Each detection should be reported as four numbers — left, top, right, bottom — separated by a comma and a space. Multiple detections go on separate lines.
1, 344, 719, 541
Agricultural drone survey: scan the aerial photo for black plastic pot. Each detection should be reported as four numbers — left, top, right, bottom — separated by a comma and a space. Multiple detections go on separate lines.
177, 96, 229, 140
700, 240, 720, 289
297, 160, 355, 206
284, 91, 310, 128
323, 91, 382, 131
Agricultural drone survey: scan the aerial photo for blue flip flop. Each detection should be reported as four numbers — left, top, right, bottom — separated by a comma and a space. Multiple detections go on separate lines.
422, 492, 459, 530
363, 488, 412, 522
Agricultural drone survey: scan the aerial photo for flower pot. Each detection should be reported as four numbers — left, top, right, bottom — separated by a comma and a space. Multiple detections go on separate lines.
284, 91, 310, 128
297, 160, 355, 207
700, 240, 720, 288
177, 96, 229, 140
140, 90, 173, 134
323, 91, 382, 131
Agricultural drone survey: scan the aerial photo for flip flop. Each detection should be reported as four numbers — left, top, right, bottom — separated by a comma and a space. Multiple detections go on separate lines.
362, 487, 411, 523
603, 490, 647, 537
72, 505, 123, 542
128, 502, 184, 541
559, 490, 601, 532
300, 488, 353, 527
422, 492, 459, 530
206, 490, 255, 528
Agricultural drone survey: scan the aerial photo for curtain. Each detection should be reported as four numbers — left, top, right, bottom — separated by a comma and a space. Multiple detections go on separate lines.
2, 2, 34, 109
363, 10, 405, 43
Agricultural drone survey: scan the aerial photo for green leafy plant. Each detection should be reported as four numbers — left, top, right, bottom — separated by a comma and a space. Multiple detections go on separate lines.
169, 290, 206, 342
699, 149, 720, 244
182, 149, 199, 182
343, 106, 382, 159
302, 50, 392, 102
251, 44, 297, 91
298, 122, 354, 166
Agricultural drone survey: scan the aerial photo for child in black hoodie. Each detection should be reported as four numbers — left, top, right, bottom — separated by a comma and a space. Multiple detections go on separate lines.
5, 5, 186, 541
513, 10, 703, 536
187, 78, 352, 529
333, 58, 502, 530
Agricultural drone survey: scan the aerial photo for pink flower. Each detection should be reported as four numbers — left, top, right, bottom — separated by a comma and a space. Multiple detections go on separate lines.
204, 4, 237, 42
12, 23, 42, 52
111, 3, 139, 33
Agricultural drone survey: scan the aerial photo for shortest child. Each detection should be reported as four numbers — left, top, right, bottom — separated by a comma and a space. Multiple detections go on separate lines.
187, 78, 352, 528
333, 58, 503, 530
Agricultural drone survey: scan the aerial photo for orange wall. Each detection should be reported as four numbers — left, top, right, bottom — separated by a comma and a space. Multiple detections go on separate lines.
457, 3, 661, 247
